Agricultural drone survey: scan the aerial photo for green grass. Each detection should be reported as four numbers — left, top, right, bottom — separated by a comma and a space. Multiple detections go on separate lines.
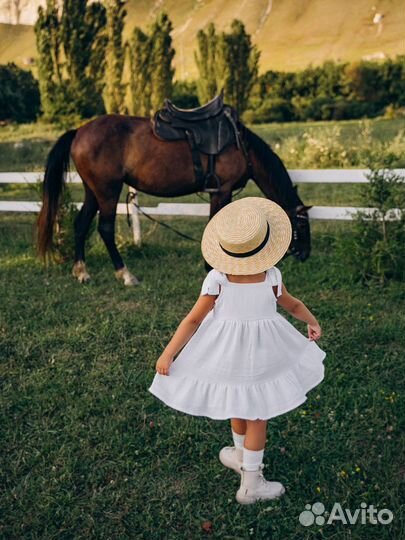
253, 118, 405, 145
0, 214, 404, 539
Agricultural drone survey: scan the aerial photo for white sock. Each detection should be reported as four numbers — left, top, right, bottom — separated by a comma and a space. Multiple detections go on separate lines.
232, 430, 245, 449
243, 447, 264, 471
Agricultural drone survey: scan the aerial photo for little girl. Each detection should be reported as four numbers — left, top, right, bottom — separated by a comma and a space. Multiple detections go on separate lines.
149, 197, 326, 505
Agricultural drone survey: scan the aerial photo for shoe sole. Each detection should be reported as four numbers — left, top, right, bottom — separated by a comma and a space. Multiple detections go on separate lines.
236, 485, 286, 505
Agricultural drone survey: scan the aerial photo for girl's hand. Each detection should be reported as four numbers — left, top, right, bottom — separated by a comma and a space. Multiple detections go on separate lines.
308, 323, 322, 341
156, 353, 174, 376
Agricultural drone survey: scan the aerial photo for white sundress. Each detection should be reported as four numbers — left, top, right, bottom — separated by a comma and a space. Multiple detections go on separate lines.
148, 267, 326, 420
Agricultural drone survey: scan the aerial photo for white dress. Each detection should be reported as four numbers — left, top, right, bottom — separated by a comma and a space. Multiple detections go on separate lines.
148, 267, 326, 420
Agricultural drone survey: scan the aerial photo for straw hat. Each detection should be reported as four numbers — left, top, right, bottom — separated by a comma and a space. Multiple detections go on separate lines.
201, 197, 292, 275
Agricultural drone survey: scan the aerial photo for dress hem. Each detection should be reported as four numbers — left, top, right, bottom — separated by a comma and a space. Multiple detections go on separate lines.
148, 346, 326, 421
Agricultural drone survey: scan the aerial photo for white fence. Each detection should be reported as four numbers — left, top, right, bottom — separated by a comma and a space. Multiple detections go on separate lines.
1, 169, 404, 245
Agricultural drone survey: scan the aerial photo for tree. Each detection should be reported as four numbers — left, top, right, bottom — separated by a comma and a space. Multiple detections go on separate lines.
34, 0, 65, 119
149, 12, 175, 111
194, 23, 217, 104
61, 0, 106, 117
128, 27, 152, 115
220, 20, 260, 113
34, 0, 107, 120
127, 12, 175, 116
194, 20, 259, 113
104, 0, 127, 114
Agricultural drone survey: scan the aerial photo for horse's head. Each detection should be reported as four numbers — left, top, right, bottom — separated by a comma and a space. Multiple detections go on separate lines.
286, 204, 312, 262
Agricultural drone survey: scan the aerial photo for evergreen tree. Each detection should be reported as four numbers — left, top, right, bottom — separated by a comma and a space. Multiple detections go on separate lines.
104, 0, 127, 114
194, 23, 217, 104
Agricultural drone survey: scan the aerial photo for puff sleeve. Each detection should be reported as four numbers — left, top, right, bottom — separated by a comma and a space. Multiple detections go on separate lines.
267, 266, 283, 297
200, 269, 224, 296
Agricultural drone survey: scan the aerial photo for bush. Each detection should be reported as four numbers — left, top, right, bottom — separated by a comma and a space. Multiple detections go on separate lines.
0, 63, 40, 122
252, 57, 405, 123
336, 162, 405, 284
253, 98, 295, 123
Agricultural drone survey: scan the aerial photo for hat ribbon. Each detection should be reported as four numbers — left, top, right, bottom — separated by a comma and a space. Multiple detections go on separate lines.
219, 222, 270, 258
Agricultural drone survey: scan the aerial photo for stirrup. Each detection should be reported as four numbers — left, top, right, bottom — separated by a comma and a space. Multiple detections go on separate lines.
202, 173, 221, 193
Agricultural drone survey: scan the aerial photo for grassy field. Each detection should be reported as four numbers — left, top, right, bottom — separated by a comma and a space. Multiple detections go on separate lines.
1, 211, 404, 539
1, 117, 404, 536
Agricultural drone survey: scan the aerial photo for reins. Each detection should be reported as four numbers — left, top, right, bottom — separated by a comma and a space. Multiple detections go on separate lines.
125, 191, 200, 243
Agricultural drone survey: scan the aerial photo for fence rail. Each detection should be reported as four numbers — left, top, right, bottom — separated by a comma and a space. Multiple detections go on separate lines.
1, 169, 405, 185
1, 169, 404, 244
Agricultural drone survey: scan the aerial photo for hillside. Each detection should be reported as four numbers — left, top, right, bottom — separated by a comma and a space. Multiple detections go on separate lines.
0, 0, 404, 76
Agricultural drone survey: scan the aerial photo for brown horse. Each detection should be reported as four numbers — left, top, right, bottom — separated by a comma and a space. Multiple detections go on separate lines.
37, 114, 311, 285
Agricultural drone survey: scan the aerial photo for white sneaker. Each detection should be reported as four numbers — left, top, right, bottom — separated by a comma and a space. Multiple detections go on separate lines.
219, 446, 243, 474
236, 464, 285, 505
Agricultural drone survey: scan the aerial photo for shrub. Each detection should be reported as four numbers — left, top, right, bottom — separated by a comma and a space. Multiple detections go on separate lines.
0, 63, 40, 122
336, 161, 405, 284
247, 98, 294, 123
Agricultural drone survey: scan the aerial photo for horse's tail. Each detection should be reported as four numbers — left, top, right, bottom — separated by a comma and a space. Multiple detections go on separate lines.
37, 129, 77, 259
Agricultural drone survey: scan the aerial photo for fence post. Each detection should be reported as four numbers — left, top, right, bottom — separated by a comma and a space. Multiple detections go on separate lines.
128, 187, 141, 246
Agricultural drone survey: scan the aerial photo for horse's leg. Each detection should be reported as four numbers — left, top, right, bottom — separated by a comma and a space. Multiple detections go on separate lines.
209, 188, 233, 219
97, 185, 139, 286
72, 184, 99, 283
204, 188, 233, 271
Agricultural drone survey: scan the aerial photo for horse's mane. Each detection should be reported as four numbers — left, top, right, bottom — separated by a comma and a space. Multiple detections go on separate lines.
244, 126, 301, 208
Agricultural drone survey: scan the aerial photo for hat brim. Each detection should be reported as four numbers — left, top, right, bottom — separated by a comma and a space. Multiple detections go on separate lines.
201, 197, 292, 275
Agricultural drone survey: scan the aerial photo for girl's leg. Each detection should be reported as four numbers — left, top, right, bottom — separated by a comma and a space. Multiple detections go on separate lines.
243, 419, 267, 471
231, 418, 246, 435
237, 419, 285, 503
244, 419, 267, 450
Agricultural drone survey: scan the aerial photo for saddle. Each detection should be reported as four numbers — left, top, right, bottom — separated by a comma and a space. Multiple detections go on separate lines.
152, 91, 243, 192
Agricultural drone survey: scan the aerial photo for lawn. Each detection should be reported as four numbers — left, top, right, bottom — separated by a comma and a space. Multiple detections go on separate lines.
0, 212, 404, 539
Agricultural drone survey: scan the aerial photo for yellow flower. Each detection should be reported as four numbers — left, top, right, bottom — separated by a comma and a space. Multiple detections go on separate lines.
316, 486, 321, 493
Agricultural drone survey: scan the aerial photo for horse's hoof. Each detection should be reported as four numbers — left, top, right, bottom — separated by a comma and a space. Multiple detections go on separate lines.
77, 273, 91, 284
72, 261, 91, 283
115, 266, 139, 286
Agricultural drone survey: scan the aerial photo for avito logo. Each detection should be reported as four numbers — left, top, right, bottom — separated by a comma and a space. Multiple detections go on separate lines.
299, 501, 394, 526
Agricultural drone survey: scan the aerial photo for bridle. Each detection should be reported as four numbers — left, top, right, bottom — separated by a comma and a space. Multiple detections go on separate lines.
286, 208, 310, 257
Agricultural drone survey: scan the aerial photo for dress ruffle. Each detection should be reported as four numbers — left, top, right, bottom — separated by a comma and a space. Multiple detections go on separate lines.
149, 265, 326, 420
148, 340, 325, 420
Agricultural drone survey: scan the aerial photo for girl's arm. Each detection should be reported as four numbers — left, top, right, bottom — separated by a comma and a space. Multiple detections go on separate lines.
156, 294, 217, 375
276, 284, 322, 341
